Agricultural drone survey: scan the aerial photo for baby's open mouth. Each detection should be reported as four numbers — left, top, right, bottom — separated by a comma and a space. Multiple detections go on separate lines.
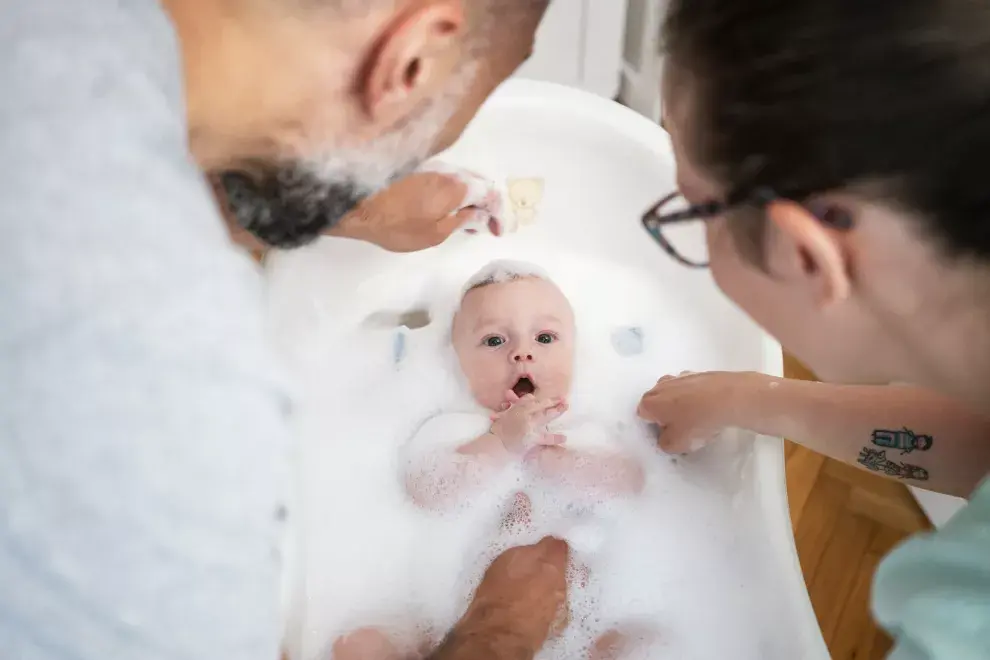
512, 376, 536, 398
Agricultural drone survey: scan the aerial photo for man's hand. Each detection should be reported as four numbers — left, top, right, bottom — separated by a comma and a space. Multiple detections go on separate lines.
490, 393, 568, 454
434, 537, 570, 660
333, 166, 505, 252
637, 370, 765, 453
217, 165, 506, 256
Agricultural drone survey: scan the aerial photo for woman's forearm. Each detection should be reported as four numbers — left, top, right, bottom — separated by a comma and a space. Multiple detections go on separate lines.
732, 377, 990, 497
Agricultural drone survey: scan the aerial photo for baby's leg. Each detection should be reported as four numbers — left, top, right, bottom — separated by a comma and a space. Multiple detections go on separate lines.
331, 626, 437, 660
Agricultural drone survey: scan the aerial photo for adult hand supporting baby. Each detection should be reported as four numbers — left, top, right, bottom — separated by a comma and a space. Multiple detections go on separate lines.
431, 537, 570, 660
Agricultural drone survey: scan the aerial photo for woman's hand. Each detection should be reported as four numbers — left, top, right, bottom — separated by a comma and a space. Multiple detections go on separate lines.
435, 537, 570, 660
637, 371, 768, 453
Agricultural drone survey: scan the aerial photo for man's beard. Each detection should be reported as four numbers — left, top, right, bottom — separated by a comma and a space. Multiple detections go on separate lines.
218, 62, 476, 250
219, 163, 414, 249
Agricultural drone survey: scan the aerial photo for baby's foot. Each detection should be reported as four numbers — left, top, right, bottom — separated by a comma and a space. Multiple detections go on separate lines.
414, 162, 511, 237
331, 627, 401, 660
589, 624, 661, 660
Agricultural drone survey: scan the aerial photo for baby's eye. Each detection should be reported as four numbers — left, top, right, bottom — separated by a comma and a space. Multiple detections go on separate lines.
483, 335, 506, 348
536, 332, 556, 344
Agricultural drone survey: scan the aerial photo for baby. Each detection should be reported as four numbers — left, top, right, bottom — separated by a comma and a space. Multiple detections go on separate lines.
404, 261, 646, 512
332, 263, 653, 660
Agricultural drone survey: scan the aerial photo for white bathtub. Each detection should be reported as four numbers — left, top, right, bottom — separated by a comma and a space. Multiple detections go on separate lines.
267, 79, 828, 660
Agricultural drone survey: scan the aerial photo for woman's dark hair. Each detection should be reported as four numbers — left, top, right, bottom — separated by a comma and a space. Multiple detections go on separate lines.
663, 0, 990, 261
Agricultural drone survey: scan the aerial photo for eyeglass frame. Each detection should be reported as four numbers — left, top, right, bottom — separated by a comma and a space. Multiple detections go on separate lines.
640, 186, 853, 268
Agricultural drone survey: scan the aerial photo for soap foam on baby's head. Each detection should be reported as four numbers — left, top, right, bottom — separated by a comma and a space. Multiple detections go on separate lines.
451, 261, 576, 411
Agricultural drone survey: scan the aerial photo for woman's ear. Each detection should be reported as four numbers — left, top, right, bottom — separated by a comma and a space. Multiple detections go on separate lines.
360, 0, 464, 120
764, 199, 852, 307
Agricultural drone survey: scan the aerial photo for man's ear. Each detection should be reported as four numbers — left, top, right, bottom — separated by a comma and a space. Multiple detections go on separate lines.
764, 199, 852, 307
361, 0, 465, 120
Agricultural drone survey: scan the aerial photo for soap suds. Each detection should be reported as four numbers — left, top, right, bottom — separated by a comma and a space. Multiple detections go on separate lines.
279, 247, 800, 660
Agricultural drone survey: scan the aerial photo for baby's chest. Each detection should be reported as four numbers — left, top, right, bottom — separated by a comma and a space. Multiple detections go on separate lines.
548, 418, 617, 451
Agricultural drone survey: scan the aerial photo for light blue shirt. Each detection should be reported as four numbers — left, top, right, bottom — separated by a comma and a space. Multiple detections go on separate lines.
873, 477, 990, 660
1, 1, 291, 658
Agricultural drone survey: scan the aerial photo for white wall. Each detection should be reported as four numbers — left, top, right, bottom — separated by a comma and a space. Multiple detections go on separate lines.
513, 0, 628, 99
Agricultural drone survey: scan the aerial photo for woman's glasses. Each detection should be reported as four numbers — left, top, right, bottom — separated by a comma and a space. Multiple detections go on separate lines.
641, 187, 852, 268
640, 192, 722, 267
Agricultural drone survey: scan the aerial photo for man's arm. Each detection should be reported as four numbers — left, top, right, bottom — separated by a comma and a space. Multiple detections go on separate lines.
428, 537, 570, 660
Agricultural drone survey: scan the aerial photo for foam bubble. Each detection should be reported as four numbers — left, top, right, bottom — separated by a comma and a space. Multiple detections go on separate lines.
283, 250, 802, 660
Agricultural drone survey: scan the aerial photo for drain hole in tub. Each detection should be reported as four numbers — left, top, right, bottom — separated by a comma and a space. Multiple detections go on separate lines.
398, 309, 431, 329
362, 308, 432, 330
611, 326, 644, 356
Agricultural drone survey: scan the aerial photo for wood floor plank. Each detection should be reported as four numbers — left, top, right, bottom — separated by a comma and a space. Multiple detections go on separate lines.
786, 443, 828, 528
809, 512, 877, 645
794, 471, 850, 585
828, 523, 882, 660
847, 484, 931, 533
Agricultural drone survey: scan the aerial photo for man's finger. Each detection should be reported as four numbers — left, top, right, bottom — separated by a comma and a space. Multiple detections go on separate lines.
438, 207, 480, 239
534, 536, 570, 566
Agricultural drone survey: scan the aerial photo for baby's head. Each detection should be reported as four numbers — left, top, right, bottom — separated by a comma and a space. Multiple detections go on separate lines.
451, 261, 575, 411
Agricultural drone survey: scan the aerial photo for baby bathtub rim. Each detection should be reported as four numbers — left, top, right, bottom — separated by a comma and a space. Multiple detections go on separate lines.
264, 78, 831, 660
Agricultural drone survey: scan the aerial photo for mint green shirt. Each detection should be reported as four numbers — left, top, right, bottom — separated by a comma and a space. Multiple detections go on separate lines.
873, 477, 990, 660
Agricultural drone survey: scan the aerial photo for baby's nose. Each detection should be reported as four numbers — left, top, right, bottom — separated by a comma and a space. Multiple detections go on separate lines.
512, 350, 534, 362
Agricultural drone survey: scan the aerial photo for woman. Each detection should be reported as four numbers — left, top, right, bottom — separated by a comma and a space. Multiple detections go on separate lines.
636, 0, 990, 658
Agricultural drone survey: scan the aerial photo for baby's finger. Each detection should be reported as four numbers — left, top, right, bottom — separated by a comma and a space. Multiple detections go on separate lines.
537, 433, 567, 446
505, 390, 520, 404
538, 403, 568, 424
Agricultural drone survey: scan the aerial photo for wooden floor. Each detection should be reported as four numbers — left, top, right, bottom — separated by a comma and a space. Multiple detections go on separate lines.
783, 355, 933, 659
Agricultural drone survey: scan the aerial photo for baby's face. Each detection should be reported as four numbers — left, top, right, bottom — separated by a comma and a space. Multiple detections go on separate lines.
452, 277, 575, 411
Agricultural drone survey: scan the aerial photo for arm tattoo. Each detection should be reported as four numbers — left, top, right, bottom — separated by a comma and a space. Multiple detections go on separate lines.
870, 427, 934, 454
857, 447, 930, 481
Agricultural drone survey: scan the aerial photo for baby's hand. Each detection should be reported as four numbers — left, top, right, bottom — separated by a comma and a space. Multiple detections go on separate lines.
491, 393, 568, 455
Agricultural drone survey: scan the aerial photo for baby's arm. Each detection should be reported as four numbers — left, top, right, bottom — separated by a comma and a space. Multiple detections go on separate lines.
402, 413, 508, 511
527, 446, 646, 497
403, 398, 568, 511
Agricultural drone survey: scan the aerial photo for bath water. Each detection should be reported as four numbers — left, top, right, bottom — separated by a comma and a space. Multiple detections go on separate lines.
277, 241, 797, 660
